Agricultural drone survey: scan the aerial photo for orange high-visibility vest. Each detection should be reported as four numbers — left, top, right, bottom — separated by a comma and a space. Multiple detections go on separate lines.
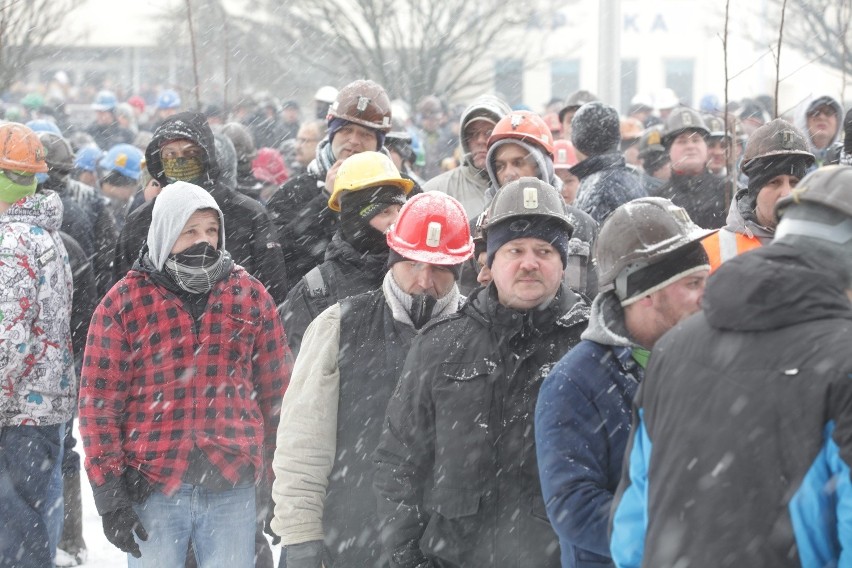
702, 230, 762, 272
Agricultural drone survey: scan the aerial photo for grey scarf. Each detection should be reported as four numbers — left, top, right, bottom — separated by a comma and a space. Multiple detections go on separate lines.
162, 242, 234, 294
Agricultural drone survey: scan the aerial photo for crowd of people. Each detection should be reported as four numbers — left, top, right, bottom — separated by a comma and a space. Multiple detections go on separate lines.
1, 74, 851, 568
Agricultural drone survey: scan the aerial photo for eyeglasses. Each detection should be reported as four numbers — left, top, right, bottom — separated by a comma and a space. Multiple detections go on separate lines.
808, 107, 837, 119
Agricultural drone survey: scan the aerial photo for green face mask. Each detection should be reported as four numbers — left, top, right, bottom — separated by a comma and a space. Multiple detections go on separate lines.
162, 156, 205, 184
0, 171, 36, 205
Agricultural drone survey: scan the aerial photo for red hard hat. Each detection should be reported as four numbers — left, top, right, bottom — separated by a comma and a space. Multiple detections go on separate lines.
387, 192, 474, 265
552, 140, 578, 170
487, 110, 555, 158
127, 95, 146, 114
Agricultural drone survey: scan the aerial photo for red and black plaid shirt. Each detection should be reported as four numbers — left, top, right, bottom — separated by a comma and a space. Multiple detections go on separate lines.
79, 267, 291, 495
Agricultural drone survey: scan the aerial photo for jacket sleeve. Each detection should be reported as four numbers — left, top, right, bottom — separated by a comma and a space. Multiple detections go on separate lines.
249, 206, 288, 305
373, 334, 438, 568
0, 246, 39, 388
609, 400, 652, 568
535, 358, 615, 558
93, 205, 119, 297
270, 304, 341, 545
252, 283, 293, 485
112, 215, 139, 282
78, 289, 132, 488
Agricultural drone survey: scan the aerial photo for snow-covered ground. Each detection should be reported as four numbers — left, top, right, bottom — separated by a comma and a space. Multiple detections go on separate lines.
76, 424, 282, 567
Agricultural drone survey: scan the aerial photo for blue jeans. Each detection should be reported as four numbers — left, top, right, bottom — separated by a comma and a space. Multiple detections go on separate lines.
0, 423, 65, 568
129, 483, 255, 568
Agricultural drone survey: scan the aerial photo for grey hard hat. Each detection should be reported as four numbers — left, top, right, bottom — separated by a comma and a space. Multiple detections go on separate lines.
596, 196, 715, 289
488, 176, 572, 235
37, 132, 75, 173
741, 119, 815, 175
662, 107, 710, 148
775, 165, 852, 220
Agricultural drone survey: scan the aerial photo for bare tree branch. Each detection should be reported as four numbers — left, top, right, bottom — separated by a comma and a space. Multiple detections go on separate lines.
0, 0, 81, 93
764, 0, 852, 88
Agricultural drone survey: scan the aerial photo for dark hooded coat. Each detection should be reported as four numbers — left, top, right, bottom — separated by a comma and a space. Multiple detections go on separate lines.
112, 112, 288, 304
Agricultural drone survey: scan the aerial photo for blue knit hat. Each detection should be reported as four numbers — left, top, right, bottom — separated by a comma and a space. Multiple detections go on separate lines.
486, 216, 570, 268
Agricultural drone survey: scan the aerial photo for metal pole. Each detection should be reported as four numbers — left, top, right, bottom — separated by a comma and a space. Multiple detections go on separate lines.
597, 0, 621, 109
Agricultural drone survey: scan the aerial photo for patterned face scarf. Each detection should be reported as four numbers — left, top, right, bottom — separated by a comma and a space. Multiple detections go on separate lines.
163, 156, 205, 185
163, 241, 233, 294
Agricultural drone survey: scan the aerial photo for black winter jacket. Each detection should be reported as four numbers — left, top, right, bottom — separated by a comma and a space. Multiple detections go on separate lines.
573, 153, 647, 225
60, 231, 97, 373
652, 171, 728, 229
374, 284, 589, 568
267, 172, 338, 293
611, 243, 852, 567
279, 231, 388, 355
113, 112, 288, 304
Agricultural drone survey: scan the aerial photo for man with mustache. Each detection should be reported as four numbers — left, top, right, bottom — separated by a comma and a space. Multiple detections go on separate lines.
374, 177, 589, 568
652, 108, 728, 229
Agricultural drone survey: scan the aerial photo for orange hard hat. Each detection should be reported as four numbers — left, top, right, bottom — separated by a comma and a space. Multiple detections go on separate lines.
487, 111, 555, 158
0, 123, 48, 174
620, 117, 644, 141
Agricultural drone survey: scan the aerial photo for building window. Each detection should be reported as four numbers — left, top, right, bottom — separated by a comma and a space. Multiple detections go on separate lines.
495, 58, 524, 107
665, 59, 694, 108
551, 59, 580, 101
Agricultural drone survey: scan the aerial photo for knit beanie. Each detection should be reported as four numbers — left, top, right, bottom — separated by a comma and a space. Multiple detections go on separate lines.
328, 117, 386, 153
745, 155, 811, 200
617, 241, 709, 306
0, 171, 36, 204
340, 184, 407, 254
486, 216, 570, 268
571, 102, 621, 157
387, 249, 463, 280
147, 181, 225, 271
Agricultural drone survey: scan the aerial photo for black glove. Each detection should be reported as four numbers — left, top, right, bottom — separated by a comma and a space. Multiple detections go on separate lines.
390, 539, 434, 568
284, 540, 324, 568
102, 507, 148, 558
263, 506, 280, 545
124, 467, 155, 504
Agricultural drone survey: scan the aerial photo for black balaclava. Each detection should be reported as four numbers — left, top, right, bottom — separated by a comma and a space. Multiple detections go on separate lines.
339, 184, 407, 254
